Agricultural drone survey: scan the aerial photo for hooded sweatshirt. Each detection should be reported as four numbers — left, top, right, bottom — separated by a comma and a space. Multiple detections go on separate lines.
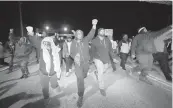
39, 37, 61, 76
131, 25, 172, 56
91, 36, 116, 64
70, 28, 96, 64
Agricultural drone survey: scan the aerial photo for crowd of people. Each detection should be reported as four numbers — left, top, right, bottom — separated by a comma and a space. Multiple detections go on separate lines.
0, 19, 172, 107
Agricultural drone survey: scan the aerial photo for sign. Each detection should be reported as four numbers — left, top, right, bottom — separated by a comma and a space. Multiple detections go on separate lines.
105, 29, 113, 36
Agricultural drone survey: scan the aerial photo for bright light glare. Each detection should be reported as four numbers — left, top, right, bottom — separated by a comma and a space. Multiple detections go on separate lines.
64, 27, 68, 31
45, 26, 49, 30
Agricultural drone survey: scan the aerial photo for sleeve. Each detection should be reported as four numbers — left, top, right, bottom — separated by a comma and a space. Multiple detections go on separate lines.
107, 38, 116, 59
131, 36, 138, 56
118, 40, 122, 54
90, 40, 97, 60
84, 26, 96, 42
62, 42, 66, 58
153, 25, 172, 39
24, 44, 33, 56
70, 41, 75, 59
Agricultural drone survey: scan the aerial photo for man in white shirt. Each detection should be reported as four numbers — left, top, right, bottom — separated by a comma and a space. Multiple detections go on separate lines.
63, 36, 73, 77
118, 34, 131, 70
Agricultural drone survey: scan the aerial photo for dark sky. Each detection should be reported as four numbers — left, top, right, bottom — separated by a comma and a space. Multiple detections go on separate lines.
0, 1, 172, 41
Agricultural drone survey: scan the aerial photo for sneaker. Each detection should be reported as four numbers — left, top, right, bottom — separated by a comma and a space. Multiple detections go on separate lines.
43, 98, 51, 107
94, 71, 98, 80
139, 75, 152, 85
100, 89, 106, 96
20, 74, 27, 79
65, 72, 70, 77
77, 96, 83, 108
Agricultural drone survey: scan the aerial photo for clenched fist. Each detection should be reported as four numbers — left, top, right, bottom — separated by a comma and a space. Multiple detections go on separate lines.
92, 19, 98, 25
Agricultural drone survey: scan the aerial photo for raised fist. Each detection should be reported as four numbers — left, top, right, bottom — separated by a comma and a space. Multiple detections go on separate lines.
92, 19, 98, 25
71, 30, 76, 34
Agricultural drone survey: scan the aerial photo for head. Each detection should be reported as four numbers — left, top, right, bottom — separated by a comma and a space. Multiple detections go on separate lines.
19, 37, 27, 46
26, 26, 33, 33
98, 28, 105, 37
138, 27, 147, 34
75, 30, 84, 41
60, 36, 64, 40
123, 34, 128, 41
67, 36, 72, 42
42, 31, 47, 37
10, 29, 14, 33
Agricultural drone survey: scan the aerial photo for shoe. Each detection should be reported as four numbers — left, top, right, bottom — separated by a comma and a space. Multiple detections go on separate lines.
94, 71, 98, 80
43, 98, 51, 107
100, 89, 106, 96
122, 68, 126, 70
20, 74, 26, 79
77, 96, 83, 108
65, 72, 70, 77
139, 75, 152, 85
166, 76, 172, 82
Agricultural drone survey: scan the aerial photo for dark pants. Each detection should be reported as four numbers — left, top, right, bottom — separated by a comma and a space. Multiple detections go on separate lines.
0, 58, 9, 66
35, 48, 40, 63
39, 71, 59, 99
153, 52, 172, 80
64, 56, 73, 72
120, 52, 128, 69
9, 49, 15, 71
20, 61, 29, 75
75, 62, 89, 97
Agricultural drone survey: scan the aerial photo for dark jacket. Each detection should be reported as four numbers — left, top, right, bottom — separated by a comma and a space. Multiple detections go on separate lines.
131, 26, 172, 56
70, 28, 96, 63
91, 36, 116, 64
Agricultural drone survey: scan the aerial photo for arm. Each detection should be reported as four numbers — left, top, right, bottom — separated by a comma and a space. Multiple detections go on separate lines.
153, 25, 172, 40
84, 27, 96, 42
118, 40, 122, 54
62, 42, 66, 58
131, 36, 138, 57
70, 41, 75, 59
107, 38, 116, 59
24, 44, 33, 56
90, 40, 97, 60
84, 19, 98, 42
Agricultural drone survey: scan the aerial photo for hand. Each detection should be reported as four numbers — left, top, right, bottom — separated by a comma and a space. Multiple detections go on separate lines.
131, 55, 135, 59
113, 58, 118, 63
66, 53, 70, 57
92, 19, 98, 25
71, 30, 76, 34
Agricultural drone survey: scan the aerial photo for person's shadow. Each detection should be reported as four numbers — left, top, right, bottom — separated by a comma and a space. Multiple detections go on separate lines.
0, 82, 18, 97
0, 92, 42, 108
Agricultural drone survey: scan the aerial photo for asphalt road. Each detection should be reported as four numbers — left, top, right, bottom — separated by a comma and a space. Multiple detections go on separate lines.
0, 60, 172, 108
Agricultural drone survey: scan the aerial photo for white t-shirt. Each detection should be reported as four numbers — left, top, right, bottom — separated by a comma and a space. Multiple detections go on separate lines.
110, 40, 118, 50
67, 41, 72, 53
120, 42, 131, 54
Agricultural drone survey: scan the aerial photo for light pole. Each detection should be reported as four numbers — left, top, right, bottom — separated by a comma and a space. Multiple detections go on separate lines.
19, 2, 24, 37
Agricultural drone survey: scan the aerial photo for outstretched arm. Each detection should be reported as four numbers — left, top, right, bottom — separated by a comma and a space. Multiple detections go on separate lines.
84, 19, 98, 42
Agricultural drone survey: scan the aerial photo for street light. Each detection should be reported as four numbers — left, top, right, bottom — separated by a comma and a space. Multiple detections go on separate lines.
64, 27, 68, 32
45, 26, 49, 30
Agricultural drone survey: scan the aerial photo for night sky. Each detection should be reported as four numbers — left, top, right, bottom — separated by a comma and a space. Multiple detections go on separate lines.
0, 1, 172, 42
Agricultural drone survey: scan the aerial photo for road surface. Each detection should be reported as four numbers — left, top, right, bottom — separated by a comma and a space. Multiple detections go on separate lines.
0, 59, 172, 108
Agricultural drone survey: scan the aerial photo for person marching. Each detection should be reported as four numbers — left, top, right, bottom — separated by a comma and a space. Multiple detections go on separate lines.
63, 35, 73, 77
39, 35, 62, 106
118, 34, 131, 70
70, 19, 97, 107
16, 36, 33, 79
91, 28, 117, 97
